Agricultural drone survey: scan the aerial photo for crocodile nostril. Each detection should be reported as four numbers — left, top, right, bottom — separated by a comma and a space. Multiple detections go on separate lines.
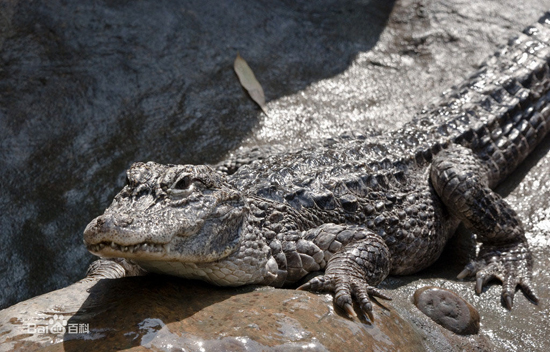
114, 215, 133, 227
96, 217, 106, 227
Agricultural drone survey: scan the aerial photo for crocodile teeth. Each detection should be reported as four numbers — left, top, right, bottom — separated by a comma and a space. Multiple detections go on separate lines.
92, 242, 169, 253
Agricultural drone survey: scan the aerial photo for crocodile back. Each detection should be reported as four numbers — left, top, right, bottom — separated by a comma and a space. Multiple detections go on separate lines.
229, 14, 550, 209
403, 14, 550, 186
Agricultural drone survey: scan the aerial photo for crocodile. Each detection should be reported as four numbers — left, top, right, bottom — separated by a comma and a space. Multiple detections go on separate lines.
83, 14, 550, 321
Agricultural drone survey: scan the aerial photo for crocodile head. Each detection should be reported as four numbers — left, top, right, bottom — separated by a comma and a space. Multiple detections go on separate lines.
84, 161, 247, 263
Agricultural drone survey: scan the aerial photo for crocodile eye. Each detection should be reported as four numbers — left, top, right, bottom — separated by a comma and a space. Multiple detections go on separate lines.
173, 175, 192, 190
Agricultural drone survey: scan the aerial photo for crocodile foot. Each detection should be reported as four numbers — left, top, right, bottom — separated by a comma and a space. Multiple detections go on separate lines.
431, 145, 539, 309
457, 242, 539, 309
85, 258, 147, 280
298, 235, 392, 322
298, 274, 391, 322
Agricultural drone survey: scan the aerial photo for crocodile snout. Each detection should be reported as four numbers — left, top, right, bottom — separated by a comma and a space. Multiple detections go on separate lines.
83, 214, 134, 245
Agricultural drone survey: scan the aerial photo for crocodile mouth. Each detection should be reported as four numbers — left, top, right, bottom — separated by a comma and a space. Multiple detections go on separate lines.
87, 241, 170, 256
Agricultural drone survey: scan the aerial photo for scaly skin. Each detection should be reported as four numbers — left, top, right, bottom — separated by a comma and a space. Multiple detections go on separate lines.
84, 14, 550, 321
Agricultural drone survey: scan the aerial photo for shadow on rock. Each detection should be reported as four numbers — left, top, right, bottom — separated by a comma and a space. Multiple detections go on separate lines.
61, 276, 426, 352
62, 275, 250, 351
0, 274, 429, 351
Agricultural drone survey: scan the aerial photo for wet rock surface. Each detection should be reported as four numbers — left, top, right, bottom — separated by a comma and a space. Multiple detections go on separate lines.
1, 0, 550, 351
0, 276, 427, 352
413, 286, 480, 335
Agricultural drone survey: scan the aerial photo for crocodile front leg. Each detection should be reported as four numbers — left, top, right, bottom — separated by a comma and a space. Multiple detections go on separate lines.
430, 145, 539, 308
85, 257, 147, 279
295, 224, 392, 321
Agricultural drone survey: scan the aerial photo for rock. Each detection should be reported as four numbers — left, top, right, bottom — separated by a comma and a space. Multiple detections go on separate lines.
413, 286, 480, 335
0, 276, 427, 352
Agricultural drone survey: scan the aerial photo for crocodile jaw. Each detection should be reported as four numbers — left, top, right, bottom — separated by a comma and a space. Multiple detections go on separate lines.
84, 204, 245, 262
133, 256, 280, 286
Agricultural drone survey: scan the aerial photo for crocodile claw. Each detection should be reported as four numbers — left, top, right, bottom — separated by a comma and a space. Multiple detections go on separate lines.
457, 262, 477, 280
458, 242, 538, 308
475, 276, 488, 295
503, 293, 514, 310
297, 275, 331, 292
364, 306, 375, 323
343, 303, 357, 318
298, 274, 389, 322
367, 287, 392, 301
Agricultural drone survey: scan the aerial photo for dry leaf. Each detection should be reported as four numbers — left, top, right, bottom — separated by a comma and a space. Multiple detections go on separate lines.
234, 53, 268, 116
